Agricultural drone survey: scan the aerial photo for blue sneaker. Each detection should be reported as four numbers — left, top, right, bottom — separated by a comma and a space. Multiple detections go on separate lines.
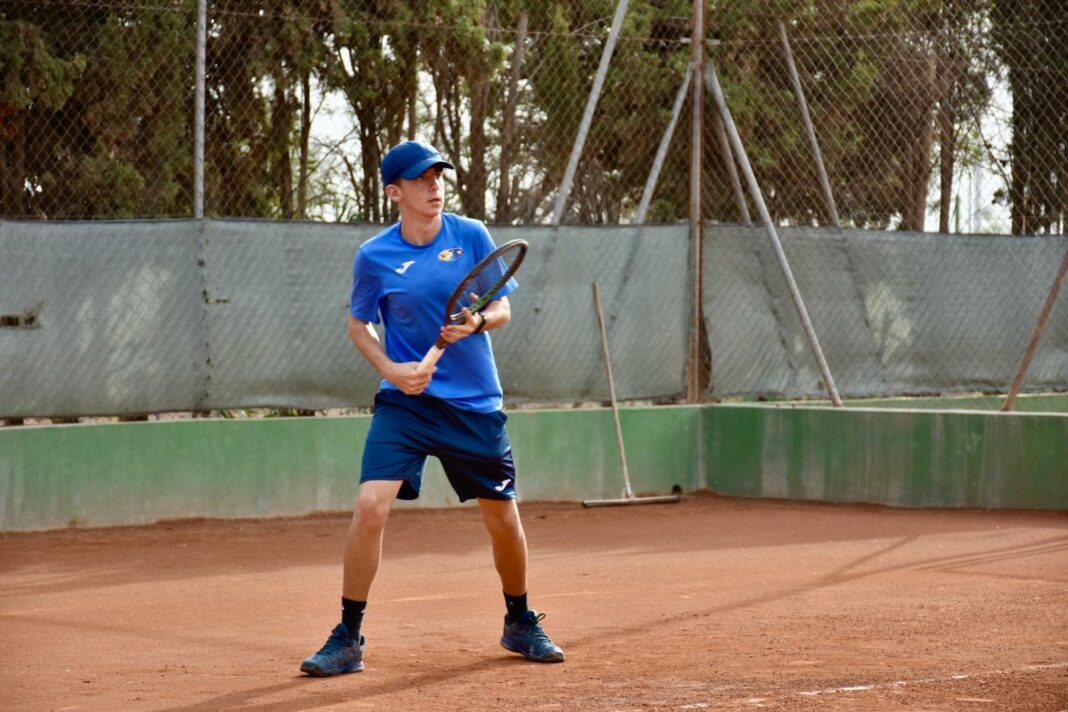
300, 623, 365, 676
500, 611, 565, 663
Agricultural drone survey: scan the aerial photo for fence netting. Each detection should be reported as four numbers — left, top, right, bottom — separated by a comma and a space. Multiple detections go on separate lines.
2, 219, 1065, 418
0, 220, 692, 417
2, 1, 1067, 418
704, 226, 1068, 400
2, 1, 1064, 233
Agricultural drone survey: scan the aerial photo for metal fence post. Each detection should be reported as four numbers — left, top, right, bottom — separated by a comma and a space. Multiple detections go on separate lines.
714, 112, 751, 226
686, 0, 706, 402
637, 64, 692, 225
778, 22, 839, 228
706, 59, 843, 407
551, 0, 629, 226
194, 0, 206, 219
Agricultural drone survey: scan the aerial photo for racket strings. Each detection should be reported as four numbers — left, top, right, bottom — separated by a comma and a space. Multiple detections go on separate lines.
449, 251, 520, 322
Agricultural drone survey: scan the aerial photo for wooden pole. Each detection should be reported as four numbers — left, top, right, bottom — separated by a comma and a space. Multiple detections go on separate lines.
582, 283, 682, 507
1002, 245, 1068, 411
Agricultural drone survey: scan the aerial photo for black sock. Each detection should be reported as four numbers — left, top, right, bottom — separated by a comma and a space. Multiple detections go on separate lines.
342, 597, 366, 639
504, 591, 528, 624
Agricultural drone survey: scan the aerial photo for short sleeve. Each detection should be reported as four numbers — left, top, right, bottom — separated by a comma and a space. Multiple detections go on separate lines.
349, 247, 382, 323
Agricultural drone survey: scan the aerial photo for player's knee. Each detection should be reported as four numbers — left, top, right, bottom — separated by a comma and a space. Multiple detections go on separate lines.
354, 492, 393, 529
485, 513, 524, 541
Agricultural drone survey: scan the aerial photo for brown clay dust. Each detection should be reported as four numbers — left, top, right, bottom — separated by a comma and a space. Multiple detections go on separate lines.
1, 492, 1066, 711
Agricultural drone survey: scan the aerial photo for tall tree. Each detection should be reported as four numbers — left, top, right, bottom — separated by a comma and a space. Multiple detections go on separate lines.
992, 0, 1067, 234
207, 1, 336, 218
1, 3, 192, 218
424, 0, 522, 221
324, 2, 419, 222
0, 17, 84, 216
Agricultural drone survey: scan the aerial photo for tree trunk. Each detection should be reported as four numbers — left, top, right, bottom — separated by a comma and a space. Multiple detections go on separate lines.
271, 76, 294, 219
297, 71, 311, 220
497, 12, 528, 224
467, 76, 489, 220
1009, 68, 1031, 235
407, 56, 418, 141
359, 120, 380, 222
463, 6, 497, 222
1, 109, 26, 216
900, 54, 937, 232
938, 54, 956, 234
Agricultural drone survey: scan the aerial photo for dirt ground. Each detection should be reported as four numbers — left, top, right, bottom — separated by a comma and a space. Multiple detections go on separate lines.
1, 492, 1066, 712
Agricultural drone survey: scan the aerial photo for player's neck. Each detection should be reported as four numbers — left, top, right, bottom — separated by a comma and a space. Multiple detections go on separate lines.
398, 212, 443, 246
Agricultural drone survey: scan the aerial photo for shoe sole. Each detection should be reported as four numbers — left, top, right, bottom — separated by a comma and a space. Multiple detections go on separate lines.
300, 638, 367, 676
300, 660, 364, 676
500, 638, 566, 663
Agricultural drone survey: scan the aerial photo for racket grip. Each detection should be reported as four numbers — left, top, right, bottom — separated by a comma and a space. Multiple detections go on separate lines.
417, 344, 445, 373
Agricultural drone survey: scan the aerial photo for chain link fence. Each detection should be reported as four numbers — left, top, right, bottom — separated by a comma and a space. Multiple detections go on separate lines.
2, 1, 196, 219
0, 220, 691, 418
2, 1, 1066, 417
704, 226, 1068, 401
3, 0, 1063, 232
705, 5, 1066, 235
2, 219, 1063, 418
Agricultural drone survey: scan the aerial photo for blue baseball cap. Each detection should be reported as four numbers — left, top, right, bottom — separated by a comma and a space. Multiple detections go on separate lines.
381, 140, 454, 186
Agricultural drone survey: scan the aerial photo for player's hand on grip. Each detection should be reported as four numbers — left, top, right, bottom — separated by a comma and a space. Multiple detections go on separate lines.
440, 293, 484, 344
386, 361, 435, 395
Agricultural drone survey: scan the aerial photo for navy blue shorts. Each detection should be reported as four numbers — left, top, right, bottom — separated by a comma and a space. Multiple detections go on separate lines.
361, 389, 516, 502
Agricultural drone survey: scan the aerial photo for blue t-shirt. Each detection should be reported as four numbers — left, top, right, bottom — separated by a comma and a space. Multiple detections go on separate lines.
349, 213, 517, 413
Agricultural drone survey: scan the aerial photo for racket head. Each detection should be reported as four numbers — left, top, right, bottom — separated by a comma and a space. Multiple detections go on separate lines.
445, 239, 527, 324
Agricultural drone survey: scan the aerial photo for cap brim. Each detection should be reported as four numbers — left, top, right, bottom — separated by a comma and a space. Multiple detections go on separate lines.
399, 158, 455, 181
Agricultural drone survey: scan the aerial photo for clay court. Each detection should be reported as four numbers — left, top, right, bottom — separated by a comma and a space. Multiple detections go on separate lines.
2, 492, 1066, 711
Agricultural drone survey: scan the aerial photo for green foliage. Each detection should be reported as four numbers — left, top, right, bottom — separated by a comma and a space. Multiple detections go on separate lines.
0, 19, 84, 110
0, 0, 1058, 230
991, 0, 1067, 234
2, 4, 193, 218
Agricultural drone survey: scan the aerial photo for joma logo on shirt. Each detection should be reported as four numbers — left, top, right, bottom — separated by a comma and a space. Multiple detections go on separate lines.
438, 247, 463, 262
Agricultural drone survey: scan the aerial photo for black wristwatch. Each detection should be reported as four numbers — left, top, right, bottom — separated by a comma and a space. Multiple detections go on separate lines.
473, 312, 487, 333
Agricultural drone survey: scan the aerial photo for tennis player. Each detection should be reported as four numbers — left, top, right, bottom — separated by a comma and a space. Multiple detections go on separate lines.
300, 140, 565, 676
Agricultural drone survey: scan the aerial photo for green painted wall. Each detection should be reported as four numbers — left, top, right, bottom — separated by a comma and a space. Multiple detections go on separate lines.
779, 393, 1068, 413
704, 405, 1068, 509
0, 418, 370, 530
1, 404, 1064, 531
0, 407, 699, 531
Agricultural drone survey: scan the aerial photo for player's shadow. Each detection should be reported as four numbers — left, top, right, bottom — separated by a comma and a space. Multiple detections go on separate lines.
155, 655, 531, 712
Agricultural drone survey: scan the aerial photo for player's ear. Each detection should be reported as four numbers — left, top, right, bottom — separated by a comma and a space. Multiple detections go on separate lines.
385, 182, 402, 203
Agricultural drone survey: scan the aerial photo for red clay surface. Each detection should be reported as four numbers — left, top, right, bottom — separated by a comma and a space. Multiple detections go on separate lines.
1, 492, 1066, 711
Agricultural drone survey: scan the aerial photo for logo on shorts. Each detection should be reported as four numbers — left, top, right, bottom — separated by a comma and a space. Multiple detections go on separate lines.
438, 247, 463, 262
494, 478, 512, 492
394, 260, 416, 275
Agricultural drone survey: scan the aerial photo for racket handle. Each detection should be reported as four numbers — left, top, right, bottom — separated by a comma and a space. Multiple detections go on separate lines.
417, 344, 445, 373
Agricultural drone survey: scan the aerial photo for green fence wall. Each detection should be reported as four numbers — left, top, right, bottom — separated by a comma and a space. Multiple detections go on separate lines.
1, 405, 1064, 531
703, 405, 1068, 510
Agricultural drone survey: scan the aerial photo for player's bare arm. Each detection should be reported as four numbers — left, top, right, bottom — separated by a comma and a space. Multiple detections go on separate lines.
347, 314, 434, 395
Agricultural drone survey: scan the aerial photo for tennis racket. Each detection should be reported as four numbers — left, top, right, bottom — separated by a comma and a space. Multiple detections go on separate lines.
416, 238, 528, 372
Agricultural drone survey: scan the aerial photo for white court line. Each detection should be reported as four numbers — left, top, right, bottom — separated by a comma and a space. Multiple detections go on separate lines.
797, 662, 1068, 697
